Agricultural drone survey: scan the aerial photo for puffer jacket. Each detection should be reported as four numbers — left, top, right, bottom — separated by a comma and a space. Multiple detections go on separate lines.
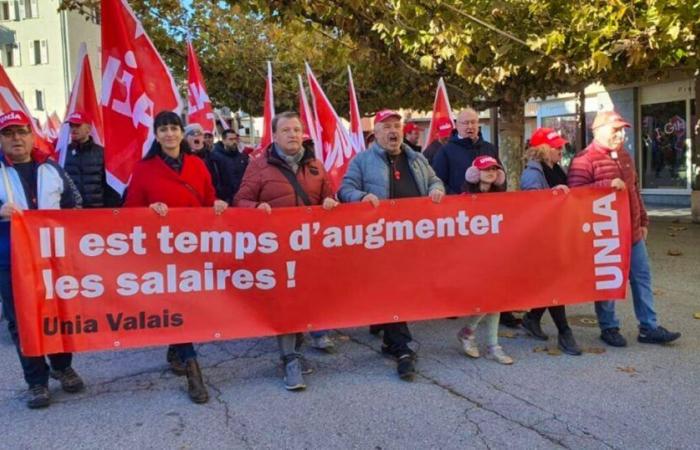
209, 142, 249, 203
234, 145, 332, 208
338, 142, 444, 202
431, 134, 499, 194
63, 137, 121, 208
567, 140, 648, 243
520, 159, 549, 191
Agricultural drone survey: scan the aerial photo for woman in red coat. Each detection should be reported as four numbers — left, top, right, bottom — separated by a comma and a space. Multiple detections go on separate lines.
123, 111, 227, 404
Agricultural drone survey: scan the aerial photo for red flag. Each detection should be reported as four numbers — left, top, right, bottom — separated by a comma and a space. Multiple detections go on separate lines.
186, 40, 214, 133
254, 61, 274, 155
100, 0, 182, 194
347, 65, 365, 153
56, 43, 104, 167
305, 63, 355, 191
423, 78, 455, 148
0, 65, 54, 156
49, 112, 61, 134
215, 110, 230, 131
298, 74, 322, 160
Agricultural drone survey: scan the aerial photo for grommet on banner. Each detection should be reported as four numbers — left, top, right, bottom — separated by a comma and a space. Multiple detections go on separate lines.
552, 299, 559, 305
390, 200, 396, 206
307, 324, 313, 329
393, 315, 399, 321
214, 332, 221, 338
552, 190, 559, 196
306, 207, 312, 213
113, 341, 121, 347
112, 209, 119, 215
475, 307, 481, 313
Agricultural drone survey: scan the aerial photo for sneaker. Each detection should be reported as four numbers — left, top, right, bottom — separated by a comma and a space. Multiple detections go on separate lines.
381, 345, 415, 360
311, 335, 336, 353
283, 358, 306, 391
499, 312, 522, 329
397, 353, 416, 381
50, 367, 85, 393
522, 313, 548, 340
457, 327, 480, 358
638, 326, 681, 344
600, 328, 627, 347
485, 345, 514, 365
26, 385, 50, 409
557, 329, 582, 356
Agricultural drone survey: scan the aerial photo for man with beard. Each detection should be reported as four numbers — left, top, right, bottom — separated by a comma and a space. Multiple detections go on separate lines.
210, 129, 248, 203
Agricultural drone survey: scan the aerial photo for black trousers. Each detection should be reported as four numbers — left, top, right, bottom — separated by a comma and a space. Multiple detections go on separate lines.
529, 305, 570, 333
377, 322, 412, 356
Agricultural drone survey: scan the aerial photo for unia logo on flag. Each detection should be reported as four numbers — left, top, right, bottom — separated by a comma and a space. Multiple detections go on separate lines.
583, 192, 624, 291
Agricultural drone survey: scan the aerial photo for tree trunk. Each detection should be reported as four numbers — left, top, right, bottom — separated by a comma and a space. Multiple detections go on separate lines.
498, 101, 525, 189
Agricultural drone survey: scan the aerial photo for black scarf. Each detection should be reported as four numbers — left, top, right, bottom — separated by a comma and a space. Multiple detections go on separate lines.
541, 163, 567, 188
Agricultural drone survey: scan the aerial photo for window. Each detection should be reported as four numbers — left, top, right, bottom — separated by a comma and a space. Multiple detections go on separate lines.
29, 39, 47, 65
0, 1, 13, 20
89, 5, 100, 24
3, 43, 20, 67
35, 89, 44, 111
540, 113, 595, 170
22, 0, 37, 18
641, 101, 689, 189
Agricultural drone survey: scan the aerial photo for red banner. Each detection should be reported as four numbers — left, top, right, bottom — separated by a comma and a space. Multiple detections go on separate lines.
12, 188, 630, 356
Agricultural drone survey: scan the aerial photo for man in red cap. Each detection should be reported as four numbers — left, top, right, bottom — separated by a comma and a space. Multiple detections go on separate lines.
338, 109, 445, 381
0, 111, 84, 408
568, 110, 681, 347
63, 112, 120, 208
403, 122, 422, 153
423, 116, 454, 164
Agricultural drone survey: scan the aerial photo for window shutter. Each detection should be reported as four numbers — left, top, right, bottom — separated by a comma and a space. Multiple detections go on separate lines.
40, 39, 47, 64
12, 42, 20, 66
15, 0, 23, 20
29, 39, 35, 64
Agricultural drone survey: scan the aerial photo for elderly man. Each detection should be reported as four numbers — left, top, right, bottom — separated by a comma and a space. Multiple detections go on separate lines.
338, 109, 445, 381
568, 110, 681, 347
430, 108, 519, 327
62, 112, 121, 208
210, 129, 248, 203
234, 111, 338, 391
403, 121, 422, 153
0, 111, 84, 408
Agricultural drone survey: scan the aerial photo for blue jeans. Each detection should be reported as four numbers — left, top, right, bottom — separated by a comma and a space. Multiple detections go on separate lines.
0, 268, 72, 387
595, 240, 658, 331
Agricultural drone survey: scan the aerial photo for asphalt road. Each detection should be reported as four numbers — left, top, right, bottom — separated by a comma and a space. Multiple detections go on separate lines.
0, 214, 698, 449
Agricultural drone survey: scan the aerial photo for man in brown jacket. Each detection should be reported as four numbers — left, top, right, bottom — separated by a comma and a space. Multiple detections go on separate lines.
234, 111, 338, 391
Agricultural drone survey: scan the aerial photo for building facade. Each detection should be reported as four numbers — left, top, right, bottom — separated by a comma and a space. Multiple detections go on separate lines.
0, 0, 100, 120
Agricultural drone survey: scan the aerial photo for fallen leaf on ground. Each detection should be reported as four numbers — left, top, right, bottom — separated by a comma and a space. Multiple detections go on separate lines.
653, 289, 663, 296
546, 347, 562, 356
337, 335, 350, 341
533, 346, 547, 353
583, 347, 606, 354
667, 249, 683, 256
693, 313, 700, 320
617, 366, 637, 374
667, 226, 687, 232
667, 233, 676, 237
498, 331, 518, 339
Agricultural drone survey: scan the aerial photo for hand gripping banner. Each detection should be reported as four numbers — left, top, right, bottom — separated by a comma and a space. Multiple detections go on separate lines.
11, 188, 630, 356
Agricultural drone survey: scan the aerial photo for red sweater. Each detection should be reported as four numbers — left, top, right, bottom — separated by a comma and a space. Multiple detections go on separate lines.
123, 153, 216, 208
567, 141, 648, 243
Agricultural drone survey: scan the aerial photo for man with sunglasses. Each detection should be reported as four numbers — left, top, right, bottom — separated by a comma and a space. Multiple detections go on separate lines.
0, 111, 84, 408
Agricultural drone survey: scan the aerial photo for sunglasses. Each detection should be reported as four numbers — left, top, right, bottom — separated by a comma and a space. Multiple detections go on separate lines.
0, 127, 31, 137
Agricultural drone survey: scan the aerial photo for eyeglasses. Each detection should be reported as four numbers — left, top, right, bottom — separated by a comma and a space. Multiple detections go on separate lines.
0, 128, 31, 137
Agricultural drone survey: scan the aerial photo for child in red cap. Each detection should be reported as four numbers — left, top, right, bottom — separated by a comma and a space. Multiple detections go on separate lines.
457, 155, 513, 364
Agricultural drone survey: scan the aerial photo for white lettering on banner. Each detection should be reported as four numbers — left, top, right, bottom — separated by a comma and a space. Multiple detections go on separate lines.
101, 54, 154, 129
583, 193, 623, 290
188, 82, 210, 113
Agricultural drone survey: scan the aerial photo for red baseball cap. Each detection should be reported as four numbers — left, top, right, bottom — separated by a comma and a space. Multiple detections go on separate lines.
436, 117, 454, 138
403, 122, 419, 134
0, 110, 31, 131
472, 155, 501, 170
374, 109, 401, 125
591, 110, 630, 130
66, 112, 88, 124
529, 127, 567, 148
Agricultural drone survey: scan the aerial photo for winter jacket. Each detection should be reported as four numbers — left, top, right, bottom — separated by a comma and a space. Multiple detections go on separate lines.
520, 160, 549, 191
403, 139, 422, 153
234, 145, 333, 208
423, 139, 445, 165
432, 134, 499, 194
123, 153, 216, 208
567, 140, 648, 243
209, 142, 249, 203
338, 142, 444, 202
63, 137, 121, 208
0, 153, 82, 268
